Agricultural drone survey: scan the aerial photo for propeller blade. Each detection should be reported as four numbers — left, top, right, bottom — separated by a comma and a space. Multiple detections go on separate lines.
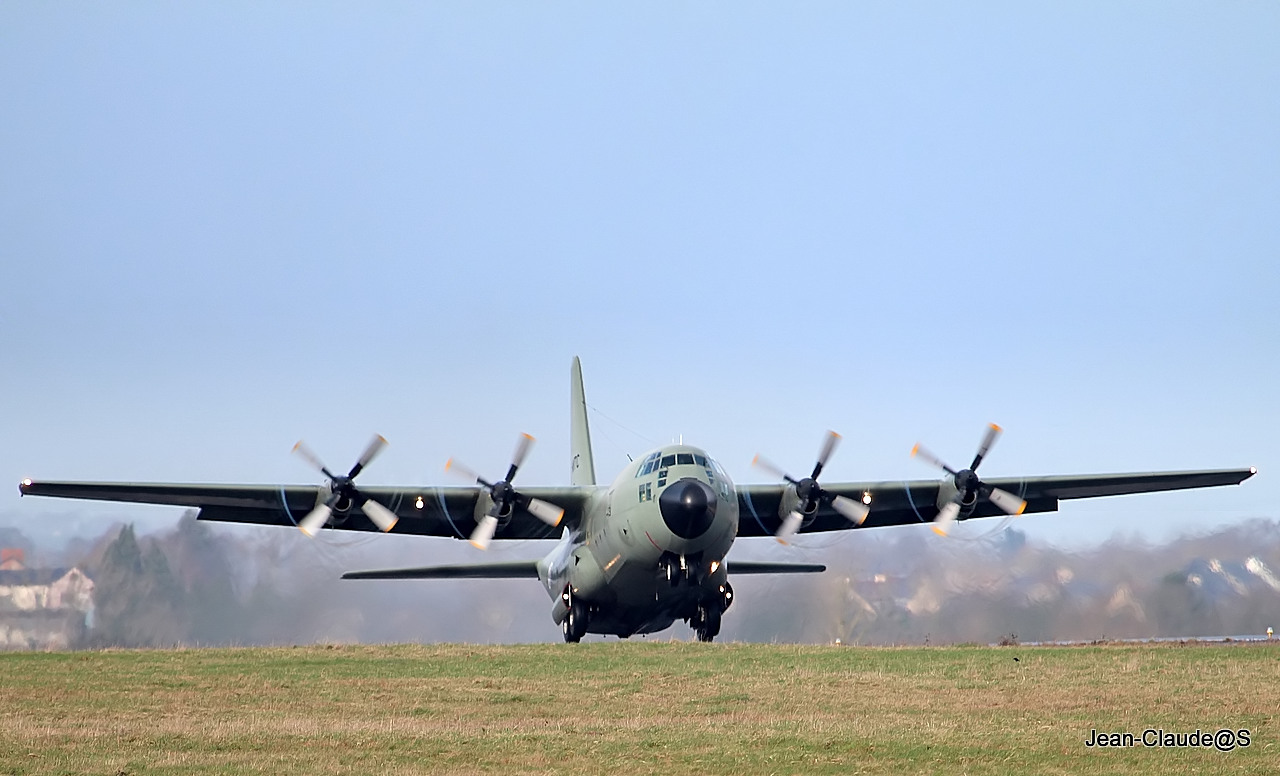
832, 495, 870, 526
361, 498, 399, 532
812, 431, 841, 478
911, 443, 956, 476
292, 441, 331, 477
469, 514, 498, 550
774, 511, 804, 545
932, 501, 960, 537
349, 434, 388, 478
987, 487, 1027, 516
525, 497, 564, 527
298, 504, 332, 537
971, 423, 1002, 471
751, 454, 793, 483
510, 433, 535, 475
445, 458, 484, 485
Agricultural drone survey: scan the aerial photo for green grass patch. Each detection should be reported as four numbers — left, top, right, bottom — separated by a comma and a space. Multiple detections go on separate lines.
0, 642, 1276, 774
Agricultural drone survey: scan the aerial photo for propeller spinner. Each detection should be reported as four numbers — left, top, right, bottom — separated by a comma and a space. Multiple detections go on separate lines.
447, 433, 564, 550
293, 435, 399, 536
753, 430, 870, 544
911, 423, 1027, 536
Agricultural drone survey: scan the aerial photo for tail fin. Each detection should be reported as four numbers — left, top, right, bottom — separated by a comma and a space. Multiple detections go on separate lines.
569, 356, 596, 487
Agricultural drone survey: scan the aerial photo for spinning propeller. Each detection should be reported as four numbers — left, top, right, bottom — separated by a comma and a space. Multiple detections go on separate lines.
753, 430, 870, 544
911, 423, 1027, 536
446, 433, 565, 550
292, 435, 399, 536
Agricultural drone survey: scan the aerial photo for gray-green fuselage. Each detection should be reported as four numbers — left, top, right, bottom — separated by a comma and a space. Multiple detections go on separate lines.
538, 444, 738, 637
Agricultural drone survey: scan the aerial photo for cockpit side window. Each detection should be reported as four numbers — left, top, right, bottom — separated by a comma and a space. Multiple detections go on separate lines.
694, 454, 707, 467
660, 455, 676, 468
635, 452, 662, 478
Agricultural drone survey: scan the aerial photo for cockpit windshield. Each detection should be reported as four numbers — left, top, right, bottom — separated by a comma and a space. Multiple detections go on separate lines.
634, 450, 719, 478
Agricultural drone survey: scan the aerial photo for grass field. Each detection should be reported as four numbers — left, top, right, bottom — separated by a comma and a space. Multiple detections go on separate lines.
0, 642, 1276, 775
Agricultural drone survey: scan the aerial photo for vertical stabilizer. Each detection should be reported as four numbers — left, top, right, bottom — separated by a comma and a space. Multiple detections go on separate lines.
569, 356, 596, 487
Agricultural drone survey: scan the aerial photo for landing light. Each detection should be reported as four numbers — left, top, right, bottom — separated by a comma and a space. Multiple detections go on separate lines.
861, 491, 872, 505
709, 561, 720, 574
414, 496, 424, 510
21, 478, 32, 487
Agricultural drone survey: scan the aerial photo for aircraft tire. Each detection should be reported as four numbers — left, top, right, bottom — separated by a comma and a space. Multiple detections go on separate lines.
564, 599, 588, 643
695, 606, 721, 643
562, 615, 581, 643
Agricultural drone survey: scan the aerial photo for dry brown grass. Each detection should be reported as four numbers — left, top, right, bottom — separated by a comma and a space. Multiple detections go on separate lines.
0, 642, 1276, 774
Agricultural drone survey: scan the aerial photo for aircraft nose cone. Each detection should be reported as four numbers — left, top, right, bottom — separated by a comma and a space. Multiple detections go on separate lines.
659, 478, 718, 539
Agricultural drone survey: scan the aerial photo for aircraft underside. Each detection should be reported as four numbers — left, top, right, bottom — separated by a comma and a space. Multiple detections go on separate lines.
555, 554, 734, 642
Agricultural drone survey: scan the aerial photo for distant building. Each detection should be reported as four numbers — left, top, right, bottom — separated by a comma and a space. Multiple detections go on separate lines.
0, 549, 95, 650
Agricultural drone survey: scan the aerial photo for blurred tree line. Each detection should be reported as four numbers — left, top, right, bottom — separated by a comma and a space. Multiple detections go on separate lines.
40, 511, 1280, 647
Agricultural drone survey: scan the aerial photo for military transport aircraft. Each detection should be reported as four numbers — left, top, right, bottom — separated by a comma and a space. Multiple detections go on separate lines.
19, 358, 1256, 642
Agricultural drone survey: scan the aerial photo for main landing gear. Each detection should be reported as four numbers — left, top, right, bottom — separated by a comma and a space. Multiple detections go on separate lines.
561, 588, 589, 643
690, 581, 733, 643
691, 605, 722, 642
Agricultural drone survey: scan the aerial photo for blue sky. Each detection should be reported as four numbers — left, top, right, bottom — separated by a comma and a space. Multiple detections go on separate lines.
2, 3, 1277, 553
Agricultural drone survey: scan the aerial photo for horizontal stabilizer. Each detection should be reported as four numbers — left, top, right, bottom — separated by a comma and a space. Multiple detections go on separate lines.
342, 561, 540, 580
727, 560, 826, 575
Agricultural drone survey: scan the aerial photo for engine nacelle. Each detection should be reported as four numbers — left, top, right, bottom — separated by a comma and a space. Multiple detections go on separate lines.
935, 474, 980, 517
559, 545, 607, 606
777, 482, 818, 523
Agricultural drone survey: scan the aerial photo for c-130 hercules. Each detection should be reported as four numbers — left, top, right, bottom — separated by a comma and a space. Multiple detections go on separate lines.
19, 358, 1255, 642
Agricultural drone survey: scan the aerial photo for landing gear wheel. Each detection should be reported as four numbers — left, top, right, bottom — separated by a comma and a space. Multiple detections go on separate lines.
562, 616, 580, 643
695, 606, 722, 643
563, 599, 588, 643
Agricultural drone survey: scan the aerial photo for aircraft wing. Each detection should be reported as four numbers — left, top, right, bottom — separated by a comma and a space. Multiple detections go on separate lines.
17, 480, 596, 541
725, 561, 826, 574
735, 468, 1257, 538
343, 561, 541, 579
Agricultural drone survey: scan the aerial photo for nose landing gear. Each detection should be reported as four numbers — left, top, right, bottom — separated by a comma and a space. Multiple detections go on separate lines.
660, 553, 695, 587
